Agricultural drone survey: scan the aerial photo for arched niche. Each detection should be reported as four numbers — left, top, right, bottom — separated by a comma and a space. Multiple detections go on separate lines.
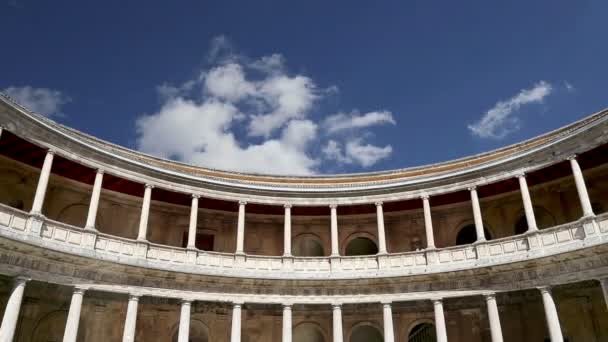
293, 234, 325, 257
294, 322, 326, 342
31, 310, 79, 342
455, 224, 492, 246
0, 167, 35, 211
514, 206, 556, 235
408, 322, 436, 342
345, 237, 379, 256
56, 203, 105, 231
349, 323, 383, 342
171, 319, 209, 342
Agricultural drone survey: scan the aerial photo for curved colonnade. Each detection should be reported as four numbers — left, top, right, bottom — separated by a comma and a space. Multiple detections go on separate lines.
0, 93, 608, 341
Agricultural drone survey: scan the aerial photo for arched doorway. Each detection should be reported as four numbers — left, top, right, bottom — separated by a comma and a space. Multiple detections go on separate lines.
408, 323, 436, 342
514, 206, 556, 235
345, 237, 378, 256
294, 322, 325, 342
293, 235, 325, 257
455, 224, 492, 245
171, 319, 209, 342
350, 324, 383, 342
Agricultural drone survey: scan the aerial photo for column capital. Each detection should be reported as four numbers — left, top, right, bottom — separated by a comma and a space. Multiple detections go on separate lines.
284, 204, 292, 209
96, 168, 105, 175
431, 298, 443, 305
238, 200, 247, 206
537, 285, 552, 293
329, 203, 338, 209
46, 148, 57, 156
181, 299, 193, 305
73, 286, 87, 295
375, 201, 383, 207
515, 172, 526, 178
484, 292, 497, 300
14, 276, 30, 286
232, 302, 244, 308
282, 303, 293, 309
144, 183, 155, 189
420, 194, 430, 200
566, 154, 578, 161
191, 194, 200, 199
128, 294, 141, 301
380, 300, 392, 306
468, 185, 477, 191
331, 303, 342, 309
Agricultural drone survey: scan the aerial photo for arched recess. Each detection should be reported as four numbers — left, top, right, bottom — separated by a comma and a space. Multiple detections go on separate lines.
343, 232, 378, 256
407, 322, 436, 342
31, 310, 83, 342
171, 319, 210, 342
0, 167, 35, 211
294, 322, 327, 342
348, 322, 383, 342
514, 206, 556, 235
455, 223, 492, 246
293, 233, 325, 257
56, 203, 105, 231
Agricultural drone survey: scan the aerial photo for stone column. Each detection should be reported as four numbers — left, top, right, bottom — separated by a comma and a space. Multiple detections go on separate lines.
177, 300, 191, 342
568, 156, 595, 217
433, 299, 448, 342
230, 303, 242, 342
469, 186, 486, 242
421, 195, 436, 249
0, 277, 28, 342
330, 205, 339, 256
63, 287, 86, 342
382, 302, 395, 342
282, 304, 292, 342
485, 294, 503, 342
283, 205, 292, 257
332, 304, 343, 342
84, 169, 104, 231
187, 195, 199, 249
122, 294, 140, 342
0, 126, 3, 139
376, 202, 387, 254
31, 150, 55, 215
136, 184, 154, 242
600, 278, 608, 310
539, 287, 564, 342
517, 173, 538, 233
235, 201, 246, 254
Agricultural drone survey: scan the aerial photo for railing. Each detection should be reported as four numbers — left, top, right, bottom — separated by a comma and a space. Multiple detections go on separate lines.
0, 203, 606, 280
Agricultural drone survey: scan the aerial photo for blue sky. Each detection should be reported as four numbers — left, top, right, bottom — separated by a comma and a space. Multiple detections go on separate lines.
1, 1, 607, 175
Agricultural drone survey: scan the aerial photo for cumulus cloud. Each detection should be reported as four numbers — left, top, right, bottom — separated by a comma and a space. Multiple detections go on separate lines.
468, 81, 553, 139
135, 36, 394, 175
322, 139, 393, 167
2, 86, 70, 117
324, 110, 395, 133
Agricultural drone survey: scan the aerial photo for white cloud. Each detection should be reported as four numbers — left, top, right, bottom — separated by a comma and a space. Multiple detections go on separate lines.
468, 81, 553, 139
564, 81, 575, 92
136, 36, 394, 175
322, 139, 392, 167
2, 86, 70, 117
324, 110, 395, 133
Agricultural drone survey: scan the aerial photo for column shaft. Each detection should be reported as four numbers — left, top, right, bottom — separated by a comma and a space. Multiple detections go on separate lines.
63, 287, 86, 342
569, 157, 594, 217
382, 303, 395, 342
137, 184, 153, 241
485, 294, 504, 342
539, 287, 564, 342
470, 187, 486, 242
187, 196, 199, 249
600, 279, 608, 311
85, 169, 104, 230
177, 300, 191, 342
517, 174, 538, 232
422, 196, 435, 248
235, 202, 246, 254
282, 305, 292, 342
433, 299, 448, 342
332, 304, 343, 342
0, 277, 28, 342
230, 304, 242, 342
122, 295, 139, 342
284, 205, 292, 256
31, 150, 54, 214
330, 205, 339, 256
376, 202, 387, 254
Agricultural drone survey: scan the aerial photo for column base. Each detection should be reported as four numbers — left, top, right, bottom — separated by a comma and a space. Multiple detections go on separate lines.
329, 255, 341, 271
134, 240, 149, 257
26, 213, 45, 236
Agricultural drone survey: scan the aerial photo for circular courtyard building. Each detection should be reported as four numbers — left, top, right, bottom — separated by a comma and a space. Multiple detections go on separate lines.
0, 93, 607, 341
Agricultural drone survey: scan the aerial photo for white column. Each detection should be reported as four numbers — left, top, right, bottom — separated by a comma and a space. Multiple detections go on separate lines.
421, 195, 436, 249
85, 169, 104, 231
136, 184, 154, 242
568, 156, 595, 217
187, 195, 199, 249
539, 287, 564, 342
485, 294, 503, 342
382, 302, 395, 342
0, 277, 28, 342
177, 300, 191, 342
63, 287, 86, 342
517, 174, 538, 233
31, 150, 55, 215
600, 278, 608, 311
0, 126, 3, 139
332, 304, 343, 342
122, 294, 139, 342
469, 186, 486, 242
376, 202, 387, 254
282, 304, 292, 342
235, 201, 246, 254
283, 205, 292, 257
433, 299, 448, 342
230, 303, 242, 342
330, 205, 339, 256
